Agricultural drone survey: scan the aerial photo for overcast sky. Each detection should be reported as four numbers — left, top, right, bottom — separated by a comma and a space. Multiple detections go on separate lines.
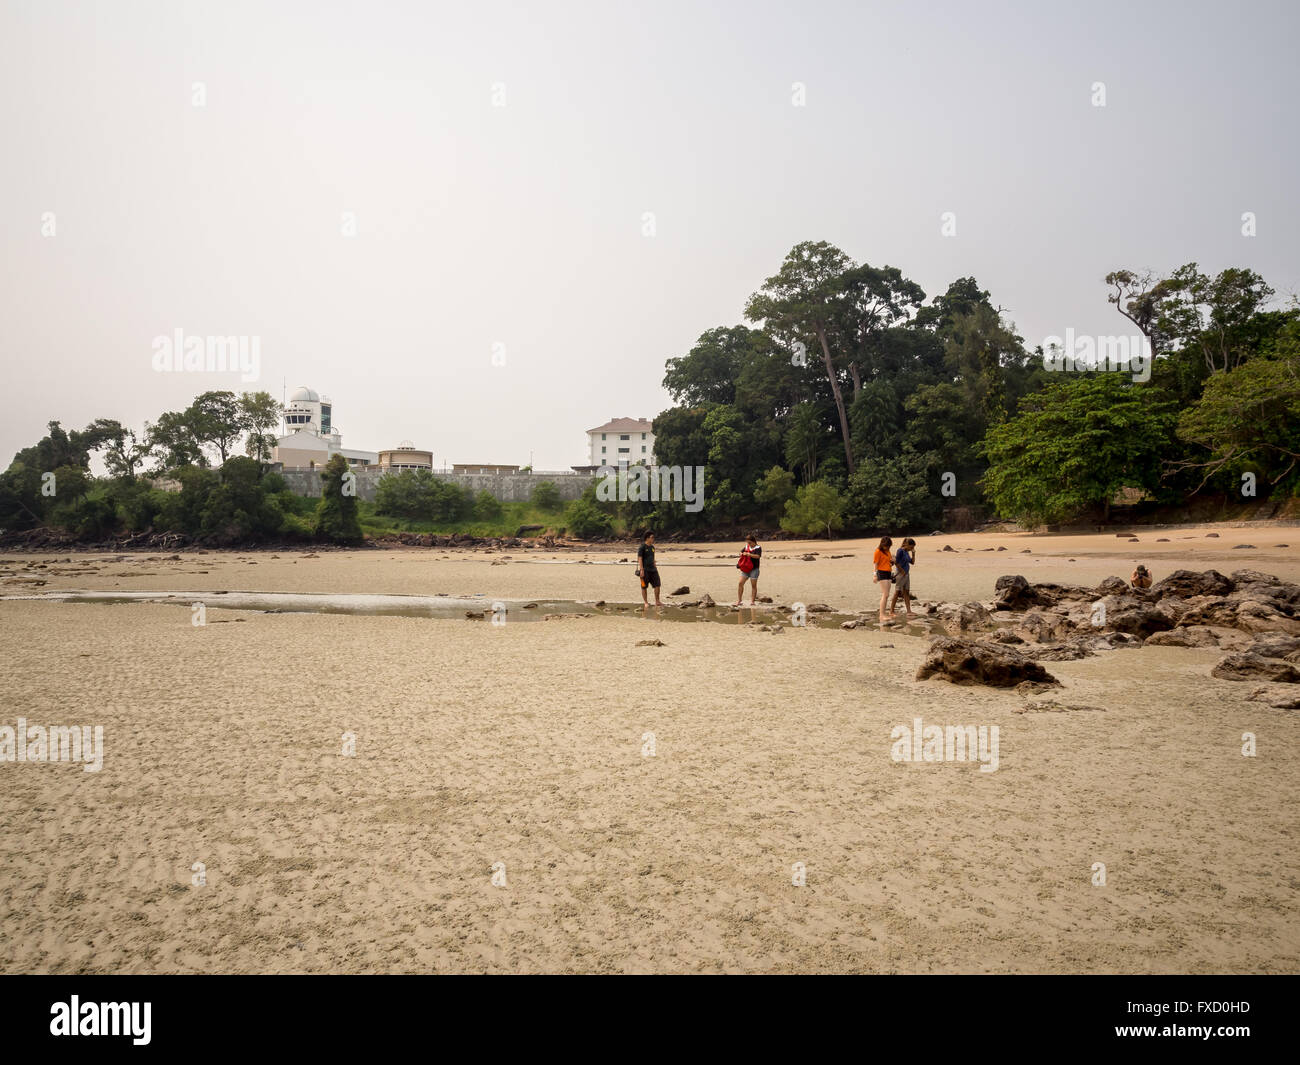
2, 0, 1297, 471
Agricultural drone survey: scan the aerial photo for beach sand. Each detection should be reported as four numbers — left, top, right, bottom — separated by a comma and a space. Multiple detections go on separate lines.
1, 526, 1297, 973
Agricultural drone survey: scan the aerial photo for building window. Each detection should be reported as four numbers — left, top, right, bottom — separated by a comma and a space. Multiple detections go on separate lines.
601, 433, 606, 440
642, 433, 646, 440
601, 446, 606, 453
641, 446, 646, 453
620, 434, 629, 440
618, 447, 630, 454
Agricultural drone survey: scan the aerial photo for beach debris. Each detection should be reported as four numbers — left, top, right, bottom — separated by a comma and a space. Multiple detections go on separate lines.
1156, 538, 1170, 542
841, 620, 860, 630
942, 545, 955, 552
1206, 532, 1220, 538
522, 602, 538, 609
465, 610, 485, 619
635, 639, 666, 647
699, 592, 716, 608
800, 554, 817, 561
806, 603, 832, 612
1233, 544, 1257, 549
670, 586, 690, 596
916, 637, 1061, 688
1014, 700, 1106, 714
1014, 680, 1058, 696
1276, 544, 1290, 548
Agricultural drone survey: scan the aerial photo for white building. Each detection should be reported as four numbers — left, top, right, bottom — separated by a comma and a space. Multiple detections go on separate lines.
272, 386, 377, 469
587, 417, 654, 468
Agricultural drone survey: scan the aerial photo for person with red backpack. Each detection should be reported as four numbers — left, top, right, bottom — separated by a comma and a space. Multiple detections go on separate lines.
733, 534, 762, 607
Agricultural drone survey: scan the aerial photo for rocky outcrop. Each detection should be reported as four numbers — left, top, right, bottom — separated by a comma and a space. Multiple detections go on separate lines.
1210, 654, 1300, 683
916, 637, 1061, 688
1150, 569, 1234, 600
937, 602, 994, 635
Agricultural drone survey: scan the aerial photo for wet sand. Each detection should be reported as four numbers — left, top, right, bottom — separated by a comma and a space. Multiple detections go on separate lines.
1, 526, 1297, 973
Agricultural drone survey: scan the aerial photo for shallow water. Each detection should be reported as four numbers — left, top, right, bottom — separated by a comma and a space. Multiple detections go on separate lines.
0, 588, 935, 634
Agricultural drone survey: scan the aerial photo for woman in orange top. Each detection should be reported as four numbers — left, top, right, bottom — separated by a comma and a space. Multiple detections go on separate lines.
873, 536, 895, 624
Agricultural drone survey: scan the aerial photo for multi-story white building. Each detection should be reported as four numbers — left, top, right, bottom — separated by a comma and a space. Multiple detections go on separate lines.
587, 417, 654, 468
272, 386, 377, 469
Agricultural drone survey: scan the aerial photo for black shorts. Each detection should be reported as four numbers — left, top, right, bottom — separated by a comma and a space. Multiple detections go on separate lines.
640, 569, 661, 589
876, 570, 892, 583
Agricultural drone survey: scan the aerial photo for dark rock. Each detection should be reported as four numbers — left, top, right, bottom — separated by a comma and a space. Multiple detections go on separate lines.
670, 586, 690, 596
1150, 569, 1234, 600
916, 637, 1061, 688
1242, 635, 1300, 659
994, 575, 1038, 610
1210, 654, 1300, 683
1233, 544, 1257, 549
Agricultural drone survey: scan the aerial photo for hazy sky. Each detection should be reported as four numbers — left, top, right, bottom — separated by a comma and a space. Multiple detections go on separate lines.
2, 0, 1297, 471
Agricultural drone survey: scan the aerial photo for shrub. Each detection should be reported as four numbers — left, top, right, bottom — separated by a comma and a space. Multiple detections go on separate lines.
531, 480, 562, 510
565, 497, 613, 539
473, 490, 504, 521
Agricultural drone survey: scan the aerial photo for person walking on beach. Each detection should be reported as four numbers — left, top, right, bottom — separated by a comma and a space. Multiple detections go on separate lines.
637, 530, 662, 607
733, 534, 762, 606
873, 536, 894, 624
890, 537, 917, 617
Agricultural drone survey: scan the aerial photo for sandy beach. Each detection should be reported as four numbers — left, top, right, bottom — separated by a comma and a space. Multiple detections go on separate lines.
2, 525, 1298, 973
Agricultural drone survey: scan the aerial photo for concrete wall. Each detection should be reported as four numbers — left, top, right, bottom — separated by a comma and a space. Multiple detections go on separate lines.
277, 468, 596, 503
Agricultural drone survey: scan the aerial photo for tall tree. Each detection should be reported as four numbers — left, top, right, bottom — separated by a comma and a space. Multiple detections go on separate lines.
745, 242, 861, 474
188, 391, 244, 465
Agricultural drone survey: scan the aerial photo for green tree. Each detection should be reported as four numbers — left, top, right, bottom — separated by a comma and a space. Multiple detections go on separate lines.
754, 466, 796, 513
86, 419, 153, 482
1176, 352, 1300, 493
980, 376, 1178, 525
147, 409, 207, 469
780, 481, 846, 539
238, 391, 282, 466
187, 391, 244, 465
314, 453, 362, 542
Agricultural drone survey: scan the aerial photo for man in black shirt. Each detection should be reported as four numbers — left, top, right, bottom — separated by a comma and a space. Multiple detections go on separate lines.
637, 531, 662, 606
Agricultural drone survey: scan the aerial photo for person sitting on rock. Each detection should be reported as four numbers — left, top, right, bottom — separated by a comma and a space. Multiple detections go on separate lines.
1131, 564, 1152, 590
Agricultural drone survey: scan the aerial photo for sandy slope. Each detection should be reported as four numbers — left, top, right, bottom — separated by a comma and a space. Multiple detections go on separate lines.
0, 525, 1297, 973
